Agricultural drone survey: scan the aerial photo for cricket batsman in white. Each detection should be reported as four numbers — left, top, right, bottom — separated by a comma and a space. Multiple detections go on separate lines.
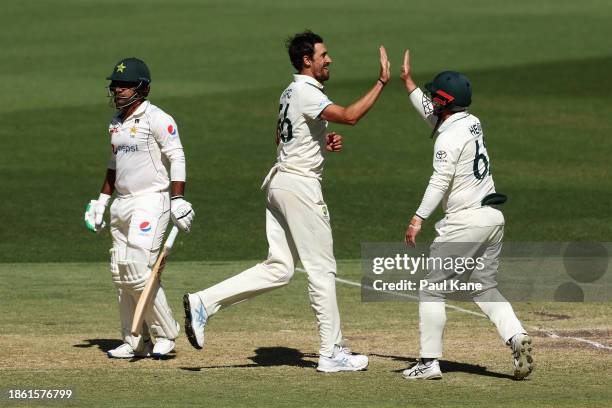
399, 50, 534, 380
183, 31, 390, 372
84, 58, 195, 359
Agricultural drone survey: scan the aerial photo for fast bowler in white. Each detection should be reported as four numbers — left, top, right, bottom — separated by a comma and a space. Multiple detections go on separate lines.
185, 30, 391, 372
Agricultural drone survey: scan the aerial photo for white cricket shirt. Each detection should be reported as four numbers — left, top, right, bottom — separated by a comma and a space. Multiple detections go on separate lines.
107, 101, 186, 197
409, 88, 496, 219
273, 74, 333, 180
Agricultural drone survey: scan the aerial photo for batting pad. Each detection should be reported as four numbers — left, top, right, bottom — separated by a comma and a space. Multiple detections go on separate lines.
109, 249, 148, 288
122, 260, 150, 287
145, 286, 180, 339
109, 248, 120, 285
117, 287, 150, 348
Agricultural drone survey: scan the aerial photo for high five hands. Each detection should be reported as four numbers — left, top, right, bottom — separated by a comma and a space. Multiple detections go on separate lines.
379, 46, 391, 85
376, 47, 417, 90
400, 49, 417, 93
376, 47, 417, 93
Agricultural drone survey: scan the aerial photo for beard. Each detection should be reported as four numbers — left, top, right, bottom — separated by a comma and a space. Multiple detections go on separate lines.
314, 65, 330, 82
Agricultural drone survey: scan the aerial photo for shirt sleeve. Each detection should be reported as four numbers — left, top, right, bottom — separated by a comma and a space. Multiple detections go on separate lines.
151, 112, 186, 182
107, 149, 116, 170
415, 135, 461, 219
408, 87, 437, 128
300, 85, 333, 120
107, 122, 117, 170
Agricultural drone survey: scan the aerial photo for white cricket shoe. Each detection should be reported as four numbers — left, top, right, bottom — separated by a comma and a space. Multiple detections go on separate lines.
510, 333, 534, 380
183, 293, 207, 350
152, 338, 176, 359
317, 346, 369, 373
107, 339, 152, 359
402, 359, 442, 380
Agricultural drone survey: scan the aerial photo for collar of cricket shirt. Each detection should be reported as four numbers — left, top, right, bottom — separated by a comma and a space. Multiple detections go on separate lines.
438, 111, 470, 133
293, 74, 325, 90
111, 100, 149, 125
116, 99, 150, 123
129, 100, 150, 119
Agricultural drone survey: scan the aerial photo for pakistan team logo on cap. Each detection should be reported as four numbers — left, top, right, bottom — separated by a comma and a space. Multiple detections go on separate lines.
116, 63, 126, 73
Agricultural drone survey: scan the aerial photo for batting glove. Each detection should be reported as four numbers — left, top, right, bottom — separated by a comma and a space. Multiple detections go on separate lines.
84, 193, 111, 233
171, 196, 195, 233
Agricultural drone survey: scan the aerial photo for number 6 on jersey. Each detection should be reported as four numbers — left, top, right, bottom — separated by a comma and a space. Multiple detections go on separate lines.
277, 103, 293, 143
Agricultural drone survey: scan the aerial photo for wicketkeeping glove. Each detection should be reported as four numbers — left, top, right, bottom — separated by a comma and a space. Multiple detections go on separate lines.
171, 196, 195, 233
84, 193, 111, 233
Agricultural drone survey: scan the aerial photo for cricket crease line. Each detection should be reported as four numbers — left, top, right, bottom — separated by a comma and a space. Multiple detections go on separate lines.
296, 267, 612, 351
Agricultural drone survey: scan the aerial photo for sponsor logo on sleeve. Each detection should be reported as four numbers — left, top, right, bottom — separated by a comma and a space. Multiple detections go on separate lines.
469, 122, 482, 136
167, 125, 177, 136
139, 221, 152, 233
281, 88, 293, 100
435, 150, 447, 161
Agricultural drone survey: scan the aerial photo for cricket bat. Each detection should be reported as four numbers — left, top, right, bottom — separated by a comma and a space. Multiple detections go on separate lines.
131, 225, 180, 336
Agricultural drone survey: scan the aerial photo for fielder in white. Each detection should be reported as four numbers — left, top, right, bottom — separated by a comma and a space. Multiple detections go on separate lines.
84, 57, 195, 359
399, 50, 534, 380
183, 30, 390, 372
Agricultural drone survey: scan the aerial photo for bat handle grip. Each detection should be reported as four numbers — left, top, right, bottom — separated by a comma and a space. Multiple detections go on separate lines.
164, 225, 180, 250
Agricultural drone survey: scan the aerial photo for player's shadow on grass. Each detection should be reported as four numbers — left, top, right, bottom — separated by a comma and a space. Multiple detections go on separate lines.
74, 338, 177, 361
180, 346, 318, 371
371, 353, 515, 380
74, 338, 123, 352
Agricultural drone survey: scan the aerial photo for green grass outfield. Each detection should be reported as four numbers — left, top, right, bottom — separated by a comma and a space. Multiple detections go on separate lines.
1, 1, 611, 407
1, 261, 611, 408
0, 0, 611, 262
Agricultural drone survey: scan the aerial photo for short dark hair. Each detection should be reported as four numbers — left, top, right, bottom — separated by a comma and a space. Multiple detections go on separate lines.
286, 30, 323, 71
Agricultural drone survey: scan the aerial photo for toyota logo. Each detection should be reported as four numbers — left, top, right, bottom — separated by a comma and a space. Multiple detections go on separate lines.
436, 151, 447, 159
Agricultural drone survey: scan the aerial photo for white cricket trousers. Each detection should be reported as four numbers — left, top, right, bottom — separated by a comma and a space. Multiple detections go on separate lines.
109, 192, 179, 345
419, 207, 526, 358
196, 171, 343, 357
